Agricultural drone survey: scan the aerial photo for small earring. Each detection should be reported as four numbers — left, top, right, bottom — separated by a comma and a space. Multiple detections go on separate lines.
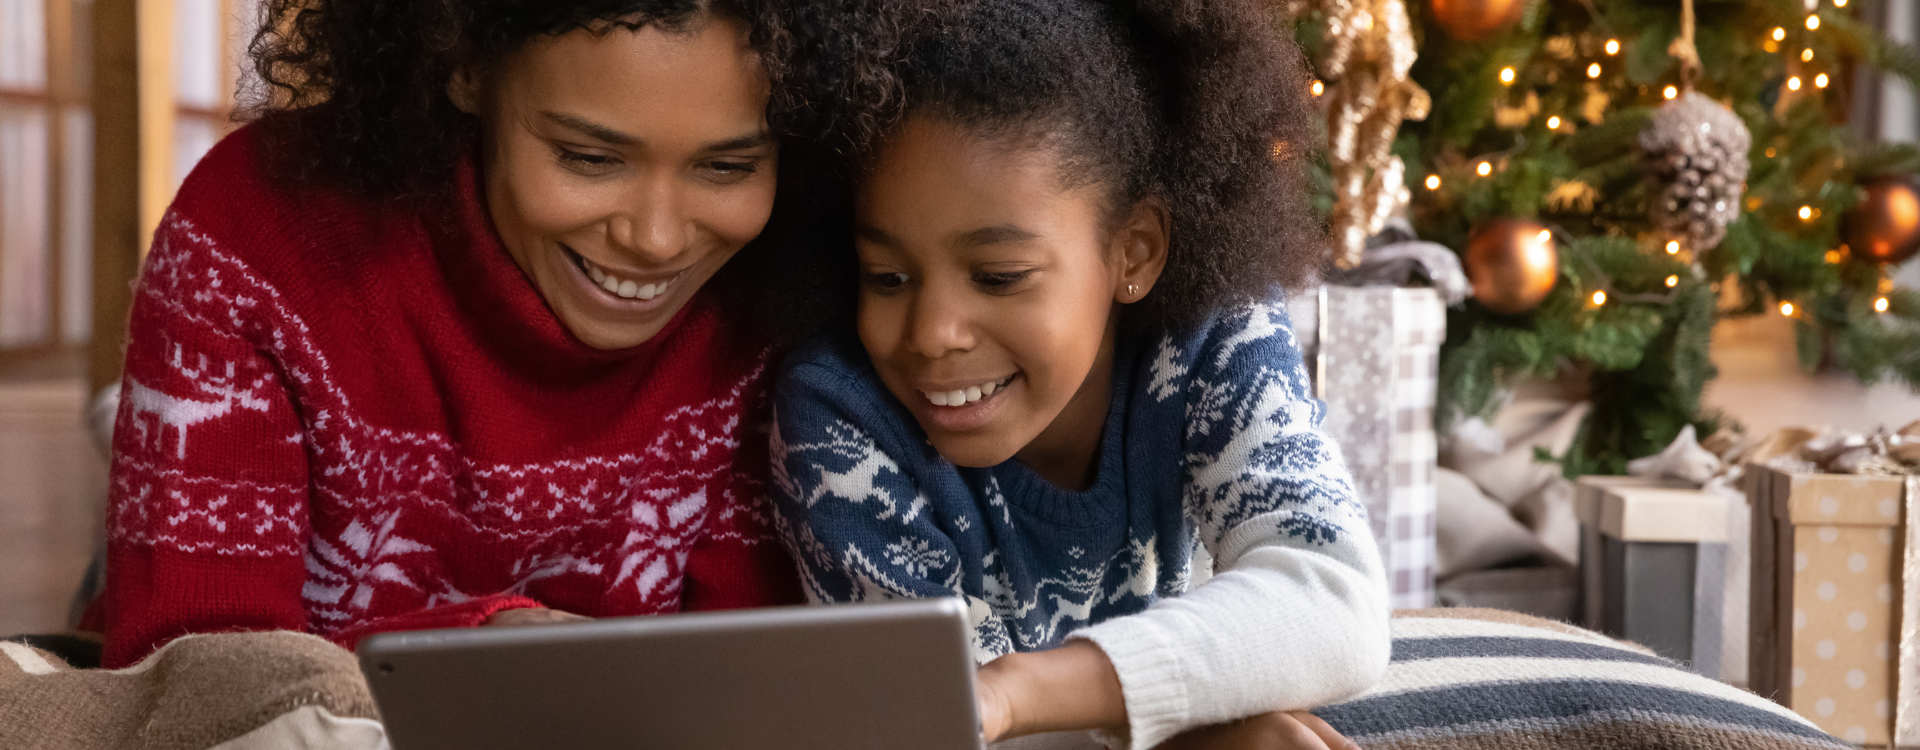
1127, 284, 1138, 297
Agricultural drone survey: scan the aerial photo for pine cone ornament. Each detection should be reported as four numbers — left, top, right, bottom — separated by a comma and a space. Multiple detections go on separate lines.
1638, 91, 1751, 251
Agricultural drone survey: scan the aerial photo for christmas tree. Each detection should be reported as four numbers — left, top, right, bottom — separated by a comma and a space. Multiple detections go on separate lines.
1292, 0, 1920, 475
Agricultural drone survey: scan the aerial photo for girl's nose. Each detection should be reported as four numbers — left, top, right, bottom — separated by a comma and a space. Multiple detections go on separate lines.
905, 284, 975, 359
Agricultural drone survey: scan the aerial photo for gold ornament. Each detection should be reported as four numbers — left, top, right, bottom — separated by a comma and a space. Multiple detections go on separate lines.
1465, 218, 1559, 314
1843, 177, 1920, 265
1283, 0, 1430, 268
1545, 179, 1597, 213
1493, 91, 1540, 129
1429, 0, 1526, 42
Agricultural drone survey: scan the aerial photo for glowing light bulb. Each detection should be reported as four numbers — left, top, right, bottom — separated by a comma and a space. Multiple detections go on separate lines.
1666, 241, 1681, 255
1875, 297, 1890, 313
1815, 73, 1829, 88
1587, 63, 1602, 78
1311, 80, 1325, 96
1780, 301, 1796, 316
1500, 67, 1516, 84
1592, 291, 1608, 306
1765, 147, 1777, 158
1825, 250, 1843, 264
1537, 230, 1553, 243
1836, 0, 1847, 7
1802, 49, 1814, 62
1799, 205, 1814, 220
1664, 85, 1679, 99
1605, 39, 1621, 55
1806, 14, 1820, 30
1772, 27, 1787, 41
1425, 174, 1441, 190
1788, 76, 1803, 91
1765, 39, 1781, 53
1477, 161, 1493, 176
1547, 115, 1562, 129
1665, 275, 1679, 288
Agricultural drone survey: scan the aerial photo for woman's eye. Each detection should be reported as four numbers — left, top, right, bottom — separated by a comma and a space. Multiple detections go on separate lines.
702, 160, 761, 183
557, 147, 619, 172
974, 270, 1034, 289
862, 272, 910, 292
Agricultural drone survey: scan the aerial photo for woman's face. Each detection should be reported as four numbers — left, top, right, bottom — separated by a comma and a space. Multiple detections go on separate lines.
455, 16, 776, 350
854, 116, 1166, 488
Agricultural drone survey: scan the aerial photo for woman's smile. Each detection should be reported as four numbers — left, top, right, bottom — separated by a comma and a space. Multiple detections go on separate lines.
561, 244, 689, 311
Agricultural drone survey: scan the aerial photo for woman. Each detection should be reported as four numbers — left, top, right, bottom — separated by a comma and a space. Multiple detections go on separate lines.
99, 0, 848, 668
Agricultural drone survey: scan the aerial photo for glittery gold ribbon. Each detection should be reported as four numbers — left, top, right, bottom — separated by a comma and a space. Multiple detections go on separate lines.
1896, 475, 1919, 746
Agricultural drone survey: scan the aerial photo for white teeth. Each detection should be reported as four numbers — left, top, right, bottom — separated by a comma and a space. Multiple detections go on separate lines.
577, 253, 674, 301
921, 376, 1012, 407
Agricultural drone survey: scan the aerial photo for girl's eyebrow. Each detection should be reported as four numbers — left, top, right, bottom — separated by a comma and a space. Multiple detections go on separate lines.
953, 225, 1038, 248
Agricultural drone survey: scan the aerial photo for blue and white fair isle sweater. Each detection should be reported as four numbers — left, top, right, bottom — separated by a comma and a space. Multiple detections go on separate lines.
768, 303, 1391, 749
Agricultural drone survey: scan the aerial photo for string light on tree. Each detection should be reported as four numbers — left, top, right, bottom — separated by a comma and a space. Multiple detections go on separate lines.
1780, 301, 1796, 316
1664, 85, 1679, 99
1500, 67, 1516, 84
1666, 275, 1680, 287
1806, 14, 1819, 29
1425, 174, 1442, 190
1666, 240, 1682, 254
1311, 80, 1325, 96
1605, 39, 1621, 55
1815, 73, 1829, 88
1801, 49, 1814, 62
1876, 297, 1891, 313
1547, 115, 1562, 129
1587, 63, 1601, 78
1788, 76, 1802, 91
1799, 205, 1814, 220
1772, 27, 1787, 41
1591, 290, 1608, 306
1477, 160, 1493, 176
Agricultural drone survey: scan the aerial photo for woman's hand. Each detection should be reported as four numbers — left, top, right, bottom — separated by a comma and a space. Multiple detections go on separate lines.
482, 607, 592, 627
1158, 710, 1358, 750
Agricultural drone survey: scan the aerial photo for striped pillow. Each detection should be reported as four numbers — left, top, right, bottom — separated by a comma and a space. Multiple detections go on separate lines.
1316, 609, 1845, 749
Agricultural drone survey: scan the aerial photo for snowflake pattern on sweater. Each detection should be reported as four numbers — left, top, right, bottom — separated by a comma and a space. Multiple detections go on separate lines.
769, 303, 1373, 661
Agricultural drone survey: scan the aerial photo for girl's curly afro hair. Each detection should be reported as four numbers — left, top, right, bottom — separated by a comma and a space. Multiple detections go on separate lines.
831, 0, 1325, 331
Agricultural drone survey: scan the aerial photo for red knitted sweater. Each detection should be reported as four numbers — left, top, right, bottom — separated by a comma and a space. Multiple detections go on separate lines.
100, 123, 801, 668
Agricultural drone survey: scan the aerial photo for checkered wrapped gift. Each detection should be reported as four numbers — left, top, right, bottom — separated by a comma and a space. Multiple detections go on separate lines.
1307, 285, 1446, 609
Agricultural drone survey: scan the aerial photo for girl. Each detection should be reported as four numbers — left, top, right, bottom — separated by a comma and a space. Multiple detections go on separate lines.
99, 0, 852, 667
769, 0, 1391, 747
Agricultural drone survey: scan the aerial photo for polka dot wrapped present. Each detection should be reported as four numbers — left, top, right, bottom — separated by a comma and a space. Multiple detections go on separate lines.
1747, 466, 1919, 747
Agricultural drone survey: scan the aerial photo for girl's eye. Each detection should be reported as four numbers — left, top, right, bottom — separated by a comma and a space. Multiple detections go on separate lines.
862, 272, 911, 292
974, 270, 1035, 289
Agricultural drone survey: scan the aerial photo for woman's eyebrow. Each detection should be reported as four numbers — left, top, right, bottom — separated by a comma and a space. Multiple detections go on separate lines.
541, 111, 638, 145
703, 132, 774, 152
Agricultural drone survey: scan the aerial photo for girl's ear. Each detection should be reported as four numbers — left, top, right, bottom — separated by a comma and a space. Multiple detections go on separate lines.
447, 67, 483, 116
1114, 196, 1171, 304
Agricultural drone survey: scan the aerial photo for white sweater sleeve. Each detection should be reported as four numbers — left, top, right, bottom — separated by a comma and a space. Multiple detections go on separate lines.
1069, 305, 1392, 750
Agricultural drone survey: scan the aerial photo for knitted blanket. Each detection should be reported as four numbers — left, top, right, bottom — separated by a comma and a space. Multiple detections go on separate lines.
1318, 608, 1847, 750
0, 631, 383, 750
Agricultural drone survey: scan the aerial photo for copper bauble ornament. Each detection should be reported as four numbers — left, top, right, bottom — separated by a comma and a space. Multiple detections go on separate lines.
1465, 218, 1559, 314
1843, 177, 1920, 265
1430, 0, 1526, 41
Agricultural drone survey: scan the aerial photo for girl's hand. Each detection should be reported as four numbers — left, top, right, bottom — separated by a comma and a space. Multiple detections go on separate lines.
1158, 710, 1359, 750
973, 669, 1017, 742
483, 607, 592, 627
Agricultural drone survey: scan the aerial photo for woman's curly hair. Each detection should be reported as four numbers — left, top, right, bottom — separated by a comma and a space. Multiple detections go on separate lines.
244, 0, 876, 342
831, 0, 1324, 331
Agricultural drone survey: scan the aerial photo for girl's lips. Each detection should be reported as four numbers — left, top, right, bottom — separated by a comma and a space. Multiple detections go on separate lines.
915, 373, 1019, 433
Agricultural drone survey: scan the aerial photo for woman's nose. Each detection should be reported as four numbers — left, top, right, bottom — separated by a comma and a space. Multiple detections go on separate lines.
609, 177, 688, 264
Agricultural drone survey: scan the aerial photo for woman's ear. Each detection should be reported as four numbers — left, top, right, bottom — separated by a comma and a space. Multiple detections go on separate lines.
447, 67, 483, 116
1114, 197, 1171, 304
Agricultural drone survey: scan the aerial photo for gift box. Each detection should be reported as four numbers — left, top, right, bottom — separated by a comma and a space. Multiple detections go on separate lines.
1747, 466, 1919, 746
1574, 476, 1731, 664
1311, 285, 1445, 609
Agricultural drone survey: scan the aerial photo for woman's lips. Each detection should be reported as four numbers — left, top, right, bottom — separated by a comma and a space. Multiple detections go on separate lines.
562, 245, 685, 310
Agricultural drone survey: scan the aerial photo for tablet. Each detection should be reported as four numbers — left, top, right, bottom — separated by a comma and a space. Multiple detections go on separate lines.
358, 598, 984, 750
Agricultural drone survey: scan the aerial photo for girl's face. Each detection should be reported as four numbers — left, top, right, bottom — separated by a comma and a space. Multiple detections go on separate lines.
453, 16, 777, 350
855, 116, 1166, 488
